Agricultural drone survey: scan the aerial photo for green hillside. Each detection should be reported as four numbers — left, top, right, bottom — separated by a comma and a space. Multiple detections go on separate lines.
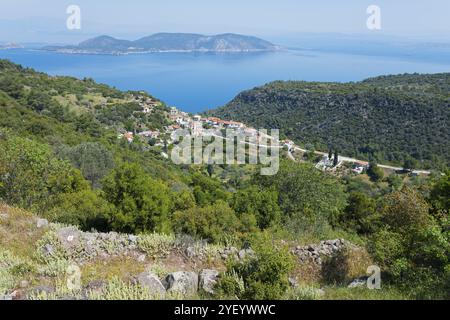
209, 74, 450, 169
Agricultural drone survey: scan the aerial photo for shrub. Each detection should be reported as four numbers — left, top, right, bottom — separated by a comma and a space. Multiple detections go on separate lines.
173, 201, 247, 243
46, 189, 113, 232
0, 134, 89, 212
102, 163, 173, 234
367, 162, 384, 182
137, 233, 176, 259
215, 233, 295, 300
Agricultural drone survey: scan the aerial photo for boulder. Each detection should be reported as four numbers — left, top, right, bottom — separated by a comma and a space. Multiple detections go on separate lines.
288, 277, 299, 288
238, 248, 255, 260
199, 269, 219, 294
36, 218, 49, 229
57, 226, 80, 249
30, 285, 55, 296
164, 271, 198, 295
137, 272, 166, 296
348, 277, 368, 289
42, 244, 54, 257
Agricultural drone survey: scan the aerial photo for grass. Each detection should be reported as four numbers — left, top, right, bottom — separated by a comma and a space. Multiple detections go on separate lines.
0, 204, 46, 258
323, 286, 410, 300
81, 256, 146, 285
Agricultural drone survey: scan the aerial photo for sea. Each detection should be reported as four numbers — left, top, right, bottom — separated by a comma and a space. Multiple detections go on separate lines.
1, 48, 450, 113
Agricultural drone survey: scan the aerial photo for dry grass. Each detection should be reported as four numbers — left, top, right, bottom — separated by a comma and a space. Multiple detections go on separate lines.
0, 204, 46, 258
80, 256, 146, 285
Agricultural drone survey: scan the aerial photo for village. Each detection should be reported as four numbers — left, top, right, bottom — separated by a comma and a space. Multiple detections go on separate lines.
117, 94, 430, 177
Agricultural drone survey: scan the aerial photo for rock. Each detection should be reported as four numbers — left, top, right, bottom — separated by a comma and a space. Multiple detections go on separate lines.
238, 248, 255, 260
84, 280, 107, 293
137, 272, 166, 296
128, 235, 138, 244
316, 288, 326, 296
199, 269, 219, 294
36, 218, 48, 228
31, 285, 55, 295
164, 272, 198, 295
42, 244, 54, 256
20, 280, 29, 288
288, 277, 299, 288
0, 213, 8, 220
57, 227, 80, 249
59, 295, 77, 300
0, 295, 13, 300
137, 254, 146, 263
185, 246, 197, 258
348, 277, 368, 289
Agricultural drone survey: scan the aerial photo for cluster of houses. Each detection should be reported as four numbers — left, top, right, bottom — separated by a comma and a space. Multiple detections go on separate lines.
166, 107, 247, 137
168, 108, 245, 131
133, 93, 160, 114
118, 103, 375, 178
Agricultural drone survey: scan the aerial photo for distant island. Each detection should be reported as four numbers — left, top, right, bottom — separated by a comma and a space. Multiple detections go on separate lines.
43, 33, 282, 55
0, 43, 23, 50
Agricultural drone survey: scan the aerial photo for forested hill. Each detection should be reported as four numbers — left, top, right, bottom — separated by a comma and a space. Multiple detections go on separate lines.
208, 73, 450, 169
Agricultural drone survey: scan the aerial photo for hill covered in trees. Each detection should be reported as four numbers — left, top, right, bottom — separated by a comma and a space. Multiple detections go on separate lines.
0, 60, 449, 300
208, 74, 450, 169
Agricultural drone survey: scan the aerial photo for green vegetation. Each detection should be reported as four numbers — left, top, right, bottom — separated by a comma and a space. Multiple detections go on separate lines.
216, 233, 295, 300
0, 59, 448, 300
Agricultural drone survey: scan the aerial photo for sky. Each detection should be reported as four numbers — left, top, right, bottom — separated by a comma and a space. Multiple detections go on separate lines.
1, 0, 450, 43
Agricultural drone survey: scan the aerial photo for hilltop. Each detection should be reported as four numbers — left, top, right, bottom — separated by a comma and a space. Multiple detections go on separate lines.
43, 33, 281, 54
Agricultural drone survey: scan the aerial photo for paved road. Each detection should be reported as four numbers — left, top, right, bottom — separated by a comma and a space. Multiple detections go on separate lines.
208, 132, 432, 175
292, 146, 431, 175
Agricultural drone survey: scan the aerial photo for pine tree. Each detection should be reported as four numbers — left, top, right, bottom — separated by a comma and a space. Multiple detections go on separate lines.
333, 150, 339, 167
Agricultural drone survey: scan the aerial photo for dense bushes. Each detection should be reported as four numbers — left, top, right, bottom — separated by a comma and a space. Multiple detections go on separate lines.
173, 201, 250, 243
55, 142, 115, 187
368, 187, 450, 298
102, 163, 173, 234
256, 161, 347, 236
0, 132, 88, 213
216, 233, 295, 300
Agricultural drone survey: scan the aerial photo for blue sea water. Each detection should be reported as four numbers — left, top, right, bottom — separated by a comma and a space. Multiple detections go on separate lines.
1, 48, 450, 113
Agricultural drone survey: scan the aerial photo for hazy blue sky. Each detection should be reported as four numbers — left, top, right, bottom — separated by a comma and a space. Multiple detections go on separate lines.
1, 0, 450, 43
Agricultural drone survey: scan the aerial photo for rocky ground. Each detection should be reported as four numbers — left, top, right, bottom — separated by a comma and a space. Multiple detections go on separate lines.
0, 204, 372, 300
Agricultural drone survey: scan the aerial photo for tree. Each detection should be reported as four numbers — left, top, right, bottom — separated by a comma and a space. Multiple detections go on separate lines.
207, 164, 214, 177
429, 171, 450, 213
0, 134, 88, 212
328, 149, 333, 160
381, 186, 431, 234
256, 161, 347, 228
387, 174, 403, 191
102, 163, 172, 234
367, 162, 384, 182
341, 192, 378, 234
231, 186, 281, 229
369, 187, 450, 298
333, 150, 339, 167
403, 158, 418, 172
56, 142, 115, 187
47, 189, 113, 232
